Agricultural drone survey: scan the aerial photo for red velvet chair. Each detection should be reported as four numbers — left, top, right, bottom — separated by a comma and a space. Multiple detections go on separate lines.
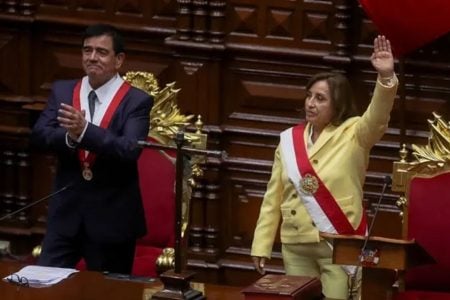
393, 171, 450, 300
132, 139, 176, 277
392, 113, 450, 299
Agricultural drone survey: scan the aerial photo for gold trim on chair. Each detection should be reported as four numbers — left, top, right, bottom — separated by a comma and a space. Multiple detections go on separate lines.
393, 112, 450, 192
392, 112, 450, 234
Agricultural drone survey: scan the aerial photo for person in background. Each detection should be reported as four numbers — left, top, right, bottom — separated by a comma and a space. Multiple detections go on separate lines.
251, 35, 398, 299
32, 23, 153, 274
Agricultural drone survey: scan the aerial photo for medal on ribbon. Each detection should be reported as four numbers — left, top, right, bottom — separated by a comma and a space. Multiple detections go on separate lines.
72, 80, 131, 183
299, 173, 319, 195
82, 162, 93, 181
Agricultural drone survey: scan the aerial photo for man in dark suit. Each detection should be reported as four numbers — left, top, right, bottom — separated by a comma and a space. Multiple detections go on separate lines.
32, 23, 153, 274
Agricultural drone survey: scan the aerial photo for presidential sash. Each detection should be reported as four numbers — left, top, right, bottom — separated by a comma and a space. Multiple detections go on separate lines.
279, 124, 366, 235
72, 80, 131, 180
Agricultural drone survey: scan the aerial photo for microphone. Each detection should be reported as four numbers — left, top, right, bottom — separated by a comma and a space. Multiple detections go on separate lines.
0, 182, 74, 222
348, 175, 392, 299
361, 175, 392, 251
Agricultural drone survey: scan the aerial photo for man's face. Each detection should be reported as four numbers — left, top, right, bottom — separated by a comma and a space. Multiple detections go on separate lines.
82, 34, 124, 88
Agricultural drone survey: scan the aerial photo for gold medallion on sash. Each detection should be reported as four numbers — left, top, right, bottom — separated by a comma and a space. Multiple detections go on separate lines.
82, 162, 93, 181
299, 173, 319, 195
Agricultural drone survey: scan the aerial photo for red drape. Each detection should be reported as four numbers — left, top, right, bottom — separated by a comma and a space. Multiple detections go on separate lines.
359, 0, 450, 56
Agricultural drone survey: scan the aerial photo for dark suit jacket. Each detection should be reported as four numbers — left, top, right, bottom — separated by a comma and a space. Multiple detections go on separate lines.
32, 79, 153, 243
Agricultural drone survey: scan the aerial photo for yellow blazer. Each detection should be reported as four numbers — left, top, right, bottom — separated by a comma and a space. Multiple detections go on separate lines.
251, 78, 398, 259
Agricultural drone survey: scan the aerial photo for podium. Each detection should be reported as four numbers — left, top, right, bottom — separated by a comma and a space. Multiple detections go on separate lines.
320, 233, 435, 300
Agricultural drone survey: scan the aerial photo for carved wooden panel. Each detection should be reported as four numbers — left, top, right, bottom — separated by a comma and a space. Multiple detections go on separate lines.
31, 30, 84, 95
0, 27, 29, 95
37, 0, 177, 30
223, 71, 304, 124
229, 177, 270, 248
0, 32, 19, 94
228, 0, 336, 52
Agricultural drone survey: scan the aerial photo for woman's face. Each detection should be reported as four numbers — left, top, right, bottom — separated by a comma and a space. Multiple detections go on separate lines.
304, 80, 334, 131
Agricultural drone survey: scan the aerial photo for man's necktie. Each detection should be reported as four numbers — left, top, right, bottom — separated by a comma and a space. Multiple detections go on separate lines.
88, 90, 97, 121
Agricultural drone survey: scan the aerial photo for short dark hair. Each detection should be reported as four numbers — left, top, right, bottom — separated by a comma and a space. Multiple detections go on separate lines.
82, 23, 125, 54
306, 72, 357, 125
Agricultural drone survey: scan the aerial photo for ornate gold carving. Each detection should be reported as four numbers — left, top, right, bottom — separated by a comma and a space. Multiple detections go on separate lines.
392, 144, 410, 193
123, 71, 159, 96
412, 112, 450, 164
393, 113, 450, 193
396, 196, 407, 207
123, 71, 204, 147
392, 112, 450, 228
156, 247, 175, 274
399, 143, 408, 163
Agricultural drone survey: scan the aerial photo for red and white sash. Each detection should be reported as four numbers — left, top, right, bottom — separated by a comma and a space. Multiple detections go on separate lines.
72, 80, 131, 171
279, 124, 366, 235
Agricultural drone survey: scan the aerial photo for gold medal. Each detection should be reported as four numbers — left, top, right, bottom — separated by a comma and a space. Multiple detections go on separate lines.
82, 167, 93, 181
299, 173, 319, 195
82, 162, 93, 181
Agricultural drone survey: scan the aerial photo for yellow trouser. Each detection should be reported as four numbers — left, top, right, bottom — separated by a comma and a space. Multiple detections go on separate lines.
282, 241, 349, 300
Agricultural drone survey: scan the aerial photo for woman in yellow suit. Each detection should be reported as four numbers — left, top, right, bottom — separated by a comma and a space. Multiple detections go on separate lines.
251, 35, 398, 299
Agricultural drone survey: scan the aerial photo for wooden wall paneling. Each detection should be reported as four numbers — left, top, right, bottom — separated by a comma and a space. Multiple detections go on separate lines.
0, 10, 35, 234
0, 1, 36, 16
167, 55, 220, 123
222, 56, 329, 131
31, 26, 85, 96
351, 3, 377, 58
227, 0, 338, 55
29, 153, 56, 233
2, 0, 18, 14
166, 0, 228, 266
228, 169, 271, 248
192, 0, 208, 42
208, 0, 226, 44
204, 167, 222, 261
0, 142, 32, 231
14, 152, 31, 226
189, 185, 206, 257
186, 126, 225, 265
120, 31, 174, 86
36, 0, 177, 32
325, 0, 352, 61
188, 162, 222, 263
19, 0, 37, 16
0, 9, 35, 230
0, 150, 15, 224
176, 0, 193, 40
0, 25, 31, 96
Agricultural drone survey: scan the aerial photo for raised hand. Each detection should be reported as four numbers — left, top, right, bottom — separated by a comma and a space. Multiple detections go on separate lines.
371, 35, 394, 78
